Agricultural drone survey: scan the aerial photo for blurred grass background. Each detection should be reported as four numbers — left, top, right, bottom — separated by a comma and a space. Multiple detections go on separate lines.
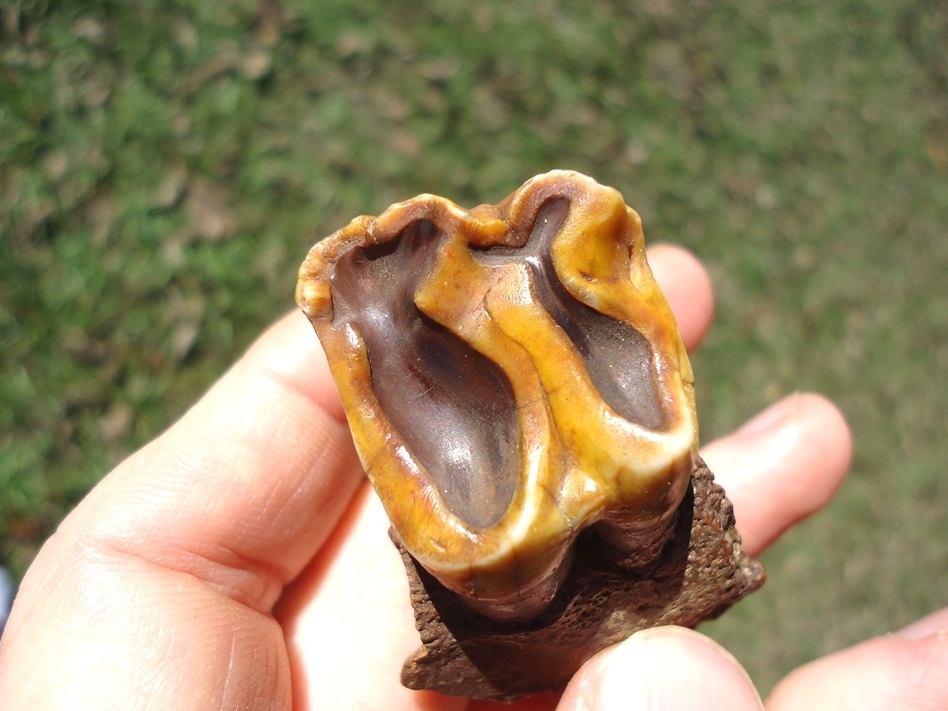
2, 0, 946, 695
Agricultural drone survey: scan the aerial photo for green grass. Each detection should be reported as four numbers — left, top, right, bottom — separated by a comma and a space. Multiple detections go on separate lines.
2, 0, 947, 696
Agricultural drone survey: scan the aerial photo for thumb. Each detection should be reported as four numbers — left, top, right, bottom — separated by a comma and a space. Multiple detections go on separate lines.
557, 626, 763, 711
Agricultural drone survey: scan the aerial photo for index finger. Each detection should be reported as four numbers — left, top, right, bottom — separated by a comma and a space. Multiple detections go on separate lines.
0, 310, 366, 709
60, 309, 364, 611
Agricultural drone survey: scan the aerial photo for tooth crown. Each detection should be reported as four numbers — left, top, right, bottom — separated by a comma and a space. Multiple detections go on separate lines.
297, 170, 697, 619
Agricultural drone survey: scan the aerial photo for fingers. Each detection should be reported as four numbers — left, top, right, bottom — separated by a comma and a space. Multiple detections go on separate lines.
508, 392, 851, 711
648, 245, 850, 556
897, 606, 948, 641
766, 607, 948, 710
557, 627, 763, 711
647, 243, 714, 352
647, 246, 852, 556
0, 310, 364, 709
64, 309, 364, 609
701, 393, 852, 557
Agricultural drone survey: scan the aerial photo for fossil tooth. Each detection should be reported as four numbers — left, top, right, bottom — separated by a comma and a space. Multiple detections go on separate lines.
296, 170, 764, 700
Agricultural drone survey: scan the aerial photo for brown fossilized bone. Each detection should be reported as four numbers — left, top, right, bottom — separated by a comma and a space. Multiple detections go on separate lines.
296, 170, 764, 700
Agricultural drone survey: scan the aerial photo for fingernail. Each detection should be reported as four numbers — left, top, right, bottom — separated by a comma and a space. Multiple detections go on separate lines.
896, 607, 948, 640
737, 394, 801, 436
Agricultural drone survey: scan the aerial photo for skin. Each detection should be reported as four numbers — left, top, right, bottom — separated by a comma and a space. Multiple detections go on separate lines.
0, 245, 944, 710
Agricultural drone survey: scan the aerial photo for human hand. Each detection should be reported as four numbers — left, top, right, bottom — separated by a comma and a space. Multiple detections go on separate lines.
0, 245, 938, 710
